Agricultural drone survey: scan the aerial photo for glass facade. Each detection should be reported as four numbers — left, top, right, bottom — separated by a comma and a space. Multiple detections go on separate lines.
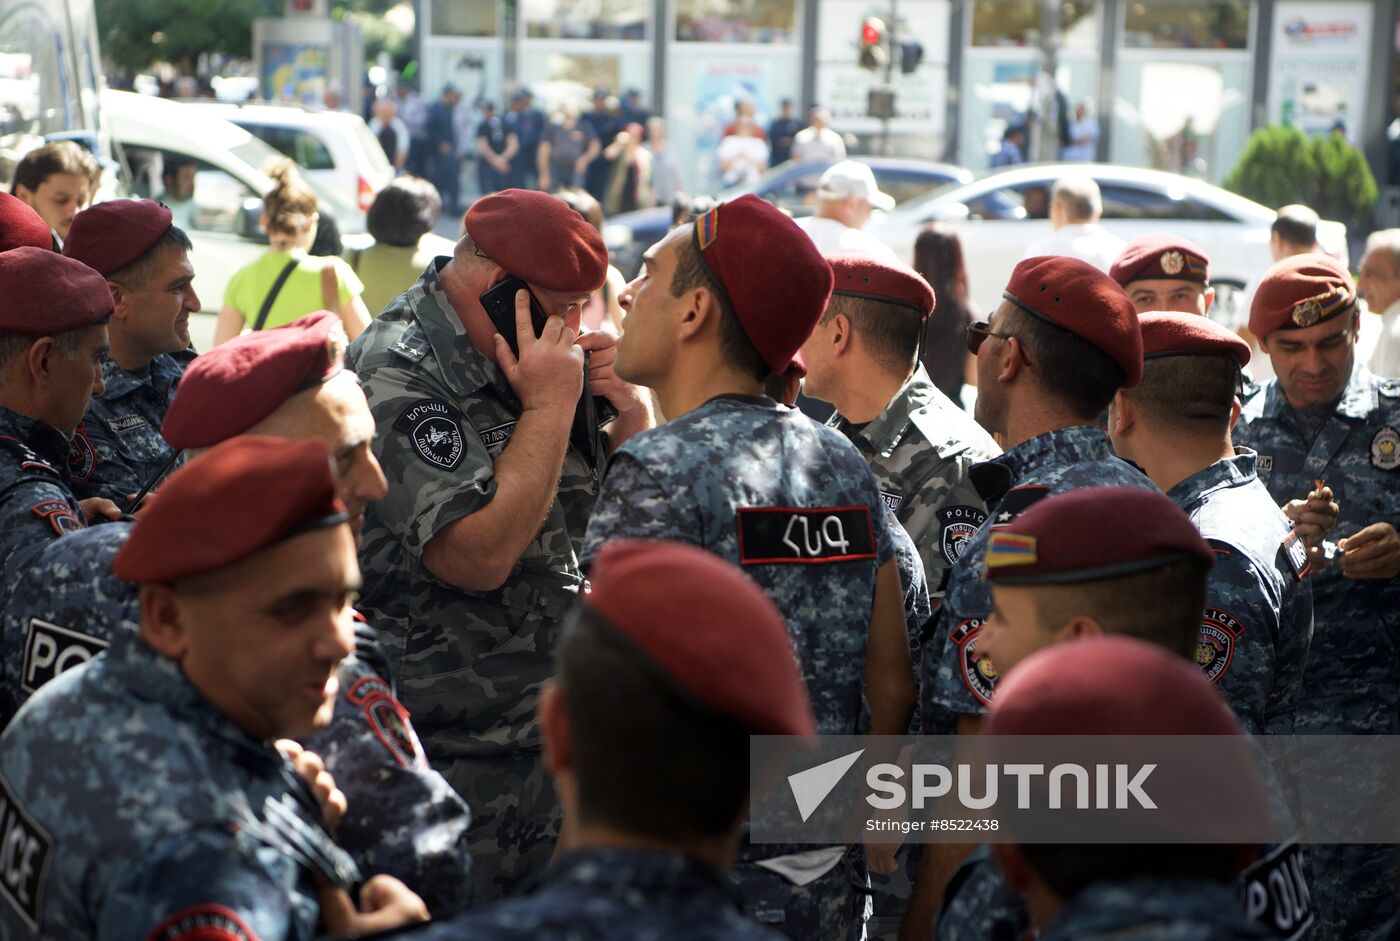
430, 0, 499, 38
524, 0, 649, 40
1123, 0, 1250, 50
674, 0, 799, 44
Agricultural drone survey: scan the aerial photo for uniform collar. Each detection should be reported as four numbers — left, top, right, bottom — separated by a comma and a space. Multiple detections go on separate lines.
836, 364, 936, 456
542, 848, 741, 903
970, 424, 1114, 499
0, 404, 75, 476
411, 258, 511, 400
97, 348, 194, 401
1260, 359, 1376, 423
1166, 450, 1257, 508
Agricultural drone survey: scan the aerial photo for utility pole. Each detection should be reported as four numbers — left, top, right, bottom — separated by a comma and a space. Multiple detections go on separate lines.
1034, 0, 1062, 161
880, 0, 897, 156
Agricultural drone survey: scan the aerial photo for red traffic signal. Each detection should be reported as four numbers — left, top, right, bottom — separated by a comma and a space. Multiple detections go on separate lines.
859, 16, 888, 70
862, 18, 883, 46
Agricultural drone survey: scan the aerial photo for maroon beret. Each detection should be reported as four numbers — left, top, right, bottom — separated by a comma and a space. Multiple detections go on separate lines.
0, 246, 112, 333
63, 200, 173, 277
693, 194, 834, 374
113, 436, 348, 583
586, 539, 816, 738
1110, 234, 1211, 287
0, 192, 54, 253
829, 254, 935, 319
163, 311, 346, 449
984, 487, 1212, 585
464, 189, 608, 293
1248, 253, 1355, 339
1139, 311, 1250, 367
1004, 256, 1143, 386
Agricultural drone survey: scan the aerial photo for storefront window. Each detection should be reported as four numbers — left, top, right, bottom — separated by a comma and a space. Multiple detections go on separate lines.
675, 0, 797, 44
431, 0, 498, 37
1123, 1, 1249, 50
524, 0, 648, 39
970, 1, 1097, 49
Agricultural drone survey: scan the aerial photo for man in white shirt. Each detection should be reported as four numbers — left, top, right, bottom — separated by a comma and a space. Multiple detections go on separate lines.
1357, 228, 1400, 378
1022, 175, 1123, 272
793, 160, 899, 262
790, 106, 847, 164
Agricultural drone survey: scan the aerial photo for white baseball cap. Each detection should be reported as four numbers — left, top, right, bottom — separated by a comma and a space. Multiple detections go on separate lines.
816, 161, 895, 211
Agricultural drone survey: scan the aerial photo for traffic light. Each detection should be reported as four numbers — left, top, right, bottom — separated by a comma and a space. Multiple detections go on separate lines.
859, 16, 888, 71
899, 41, 924, 74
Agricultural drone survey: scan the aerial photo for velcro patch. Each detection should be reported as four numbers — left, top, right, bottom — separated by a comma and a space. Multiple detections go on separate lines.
30, 500, 82, 537
478, 420, 517, 457
879, 490, 904, 514
989, 485, 1048, 528
394, 400, 466, 471
938, 505, 986, 566
109, 414, 149, 433
347, 675, 425, 770
737, 507, 876, 565
1241, 841, 1315, 940
22, 619, 108, 695
67, 427, 95, 483
148, 904, 262, 941
0, 774, 52, 931
951, 617, 996, 706
985, 532, 1037, 569
1197, 607, 1244, 684
1282, 530, 1310, 581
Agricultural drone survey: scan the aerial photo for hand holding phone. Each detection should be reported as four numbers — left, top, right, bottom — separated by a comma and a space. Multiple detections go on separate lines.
479, 275, 550, 360
483, 278, 584, 413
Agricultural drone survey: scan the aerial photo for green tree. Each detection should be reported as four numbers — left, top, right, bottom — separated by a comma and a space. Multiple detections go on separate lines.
96, 0, 280, 74
1224, 125, 1379, 228
1310, 132, 1379, 227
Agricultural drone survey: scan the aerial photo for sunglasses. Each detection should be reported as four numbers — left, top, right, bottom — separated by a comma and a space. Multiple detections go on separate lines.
966, 321, 1018, 356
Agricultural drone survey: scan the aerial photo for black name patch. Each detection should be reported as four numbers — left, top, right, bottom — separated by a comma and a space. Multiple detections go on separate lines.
1241, 841, 1314, 940
737, 507, 876, 565
0, 775, 51, 931
478, 421, 516, 457
109, 415, 148, 433
22, 619, 108, 695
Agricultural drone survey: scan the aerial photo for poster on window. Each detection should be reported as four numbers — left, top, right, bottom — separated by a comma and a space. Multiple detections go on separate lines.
1267, 2, 1373, 142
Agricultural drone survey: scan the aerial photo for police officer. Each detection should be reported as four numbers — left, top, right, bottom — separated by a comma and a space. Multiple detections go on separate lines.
0, 436, 429, 939
60, 199, 198, 506
504, 87, 546, 190
0, 247, 112, 577
799, 254, 999, 593
905, 256, 1154, 938
348, 188, 652, 901
1108, 312, 1313, 736
1110, 234, 1215, 316
407, 539, 811, 940
1235, 253, 1400, 939
580, 194, 914, 940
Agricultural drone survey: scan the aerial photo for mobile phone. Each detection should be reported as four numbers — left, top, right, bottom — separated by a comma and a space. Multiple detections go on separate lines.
479, 275, 550, 359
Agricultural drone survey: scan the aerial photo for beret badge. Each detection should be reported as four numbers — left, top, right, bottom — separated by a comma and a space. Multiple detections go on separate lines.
1292, 298, 1323, 328
1160, 251, 1184, 276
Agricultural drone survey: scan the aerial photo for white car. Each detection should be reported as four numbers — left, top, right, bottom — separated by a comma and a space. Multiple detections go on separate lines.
865, 163, 1348, 322
180, 100, 393, 230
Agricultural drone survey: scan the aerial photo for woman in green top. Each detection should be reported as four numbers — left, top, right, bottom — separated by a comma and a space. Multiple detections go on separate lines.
214, 158, 371, 346
346, 175, 457, 317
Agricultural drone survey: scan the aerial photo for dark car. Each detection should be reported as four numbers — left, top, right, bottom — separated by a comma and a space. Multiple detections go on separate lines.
602, 156, 972, 278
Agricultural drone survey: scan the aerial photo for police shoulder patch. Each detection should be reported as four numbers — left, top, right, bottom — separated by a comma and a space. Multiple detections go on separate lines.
737, 506, 876, 565
937, 505, 988, 566
346, 675, 424, 770
30, 500, 82, 537
1281, 530, 1310, 581
22, 619, 108, 695
1240, 841, 1315, 940
148, 904, 262, 941
394, 399, 466, 471
1197, 607, 1245, 684
67, 426, 96, 483
990, 484, 1048, 528
0, 774, 52, 931
1371, 426, 1400, 470
951, 617, 996, 706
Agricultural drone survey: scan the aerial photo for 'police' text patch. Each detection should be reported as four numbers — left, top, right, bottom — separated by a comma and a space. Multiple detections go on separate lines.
737, 507, 876, 565
1241, 841, 1314, 940
22, 619, 109, 695
395, 400, 466, 471
0, 774, 51, 931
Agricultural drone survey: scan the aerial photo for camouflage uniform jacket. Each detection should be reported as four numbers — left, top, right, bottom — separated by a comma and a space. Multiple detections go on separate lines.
68, 348, 194, 504
1037, 877, 1271, 941
922, 425, 1156, 733
411, 848, 787, 940
0, 406, 84, 582
829, 364, 1000, 594
347, 260, 605, 758
580, 394, 897, 737
1234, 364, 1400, 734
1167, 451, 1314, 736
0, 632, 360, 940
0, 525, 472, 913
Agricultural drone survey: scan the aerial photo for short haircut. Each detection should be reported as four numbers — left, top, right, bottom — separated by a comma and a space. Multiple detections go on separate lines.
558, 606, 752, 840
1002, 305, 1125, 420
107, 225, 193, 290
1050, 175, 1101, 223
1124, 355, 1238, 437
1027, 556, 1212, 662
670, 233, 769, 381
0, 326, 95, 372
1364, 229, 1400, 273
367, 176, 442, 247
161, 154, 194, 182
820, 293, 919, 376
1271, 205, 1319, 248
12, 141, 100, 194
1022, 843, 1248, 899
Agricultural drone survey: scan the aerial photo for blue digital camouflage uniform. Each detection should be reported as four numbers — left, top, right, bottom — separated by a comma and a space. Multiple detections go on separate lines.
1235, 363, 1400, 940
922, 425, 1157, 734
401, 849, 787, 941
67, 348, 194, 504
0, 523, 475, 913
347, 260, 607, 902
580, 393, 899, 941
0, 406, 84, 582
1036, 877, 1272, 941
829, 364, 1000, 595
0, 631, 360, 940
1166, 450, 1314, 737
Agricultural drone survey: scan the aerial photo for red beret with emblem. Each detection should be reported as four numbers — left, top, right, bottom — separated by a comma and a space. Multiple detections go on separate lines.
113, 436, 348, 583
1110, 234, 1211, 287
1248, 253, 1355, 339
984, 487, 1212, 585
0, 246, 112, 333
1003, 256, 1143, 386
464, 188, 608, 294
829, 254, 936, 319
0, 192, 54, 253
63, 199, 174, 277
163, 311, 346, 449
1138, 311, 1250, 367
586, 539, 816, 738
693, 194, 834, 374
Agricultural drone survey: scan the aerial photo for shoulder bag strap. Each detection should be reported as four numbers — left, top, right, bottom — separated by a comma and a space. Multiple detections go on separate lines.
252, 259, 300, 332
